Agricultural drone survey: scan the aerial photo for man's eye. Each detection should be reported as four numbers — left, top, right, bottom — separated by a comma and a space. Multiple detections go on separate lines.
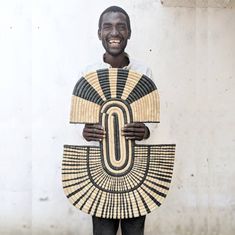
103, 25, 112, 30
118, 25, 127, 30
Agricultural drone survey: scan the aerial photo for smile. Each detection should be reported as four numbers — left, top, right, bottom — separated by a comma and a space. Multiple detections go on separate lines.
108, 39, 121, 45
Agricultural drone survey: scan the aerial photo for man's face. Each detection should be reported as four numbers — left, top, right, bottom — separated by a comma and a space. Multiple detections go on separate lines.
98, 12, 131, 57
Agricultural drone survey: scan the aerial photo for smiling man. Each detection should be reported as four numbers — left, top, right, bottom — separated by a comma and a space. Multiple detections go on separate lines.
98, 8, 131, 67
83, 6, 151, 144
81, 6, 152, 235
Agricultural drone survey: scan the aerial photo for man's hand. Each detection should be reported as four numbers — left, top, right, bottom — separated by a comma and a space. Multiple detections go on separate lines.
83, 124, 106, 142
121, 123, 150, 140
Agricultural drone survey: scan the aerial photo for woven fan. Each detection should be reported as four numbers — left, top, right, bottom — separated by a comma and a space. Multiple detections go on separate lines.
62, 68, 175, 219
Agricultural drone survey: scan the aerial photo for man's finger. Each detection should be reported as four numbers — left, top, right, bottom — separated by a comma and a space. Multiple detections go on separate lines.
85, 132, 104, 137
85, 123, 104, 129
122, 132, 144, 137
83, 133, 105, 141
86, 137, 103, 141
84, 128, 105, 134
93, 124, 104, 130
125, 136, 143, 140
122, 127, 145, 133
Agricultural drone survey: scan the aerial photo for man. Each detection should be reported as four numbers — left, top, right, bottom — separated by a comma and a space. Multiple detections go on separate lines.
82, 6, 152, 235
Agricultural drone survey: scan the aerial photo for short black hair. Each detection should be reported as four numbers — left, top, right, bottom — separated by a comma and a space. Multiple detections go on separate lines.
98, 6, 131, 32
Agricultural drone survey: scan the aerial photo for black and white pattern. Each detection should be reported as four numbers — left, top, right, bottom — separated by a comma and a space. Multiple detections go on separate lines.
63, 68, 175, 218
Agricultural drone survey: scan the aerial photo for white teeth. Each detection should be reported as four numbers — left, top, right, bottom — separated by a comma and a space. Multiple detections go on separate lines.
109, 39, 120, 44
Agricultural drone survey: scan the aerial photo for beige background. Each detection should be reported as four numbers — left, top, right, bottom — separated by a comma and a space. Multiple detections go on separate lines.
0, 0, 235, 234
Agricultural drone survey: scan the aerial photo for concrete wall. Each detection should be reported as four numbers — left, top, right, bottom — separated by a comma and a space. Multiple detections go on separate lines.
0, 0, 235, 234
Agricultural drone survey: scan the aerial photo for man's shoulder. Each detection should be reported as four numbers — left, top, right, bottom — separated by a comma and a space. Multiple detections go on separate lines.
128, 58, 152, 78
79, 61, 109, 76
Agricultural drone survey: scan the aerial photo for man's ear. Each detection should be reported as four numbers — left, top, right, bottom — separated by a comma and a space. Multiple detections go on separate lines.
128, 31, 131, 39
98, 29, 101, 40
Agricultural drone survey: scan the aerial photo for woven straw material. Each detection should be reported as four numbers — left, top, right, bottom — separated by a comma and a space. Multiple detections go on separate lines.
63, 68, 175, 219
70, 69, 160, 123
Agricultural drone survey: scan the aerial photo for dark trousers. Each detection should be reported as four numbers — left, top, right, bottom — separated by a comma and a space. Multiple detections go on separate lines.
92, 216, 146, 235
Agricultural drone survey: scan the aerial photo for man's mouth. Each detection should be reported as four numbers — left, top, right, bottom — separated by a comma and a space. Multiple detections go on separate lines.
108, 39, 121, 46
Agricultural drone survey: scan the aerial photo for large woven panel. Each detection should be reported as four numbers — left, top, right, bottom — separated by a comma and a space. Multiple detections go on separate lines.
63, 68, 175, 219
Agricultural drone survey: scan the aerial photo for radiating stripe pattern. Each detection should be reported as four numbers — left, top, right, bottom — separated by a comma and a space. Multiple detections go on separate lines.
62, 144, 175, 219
70, 68, 160, 123
64, 68, 175, 218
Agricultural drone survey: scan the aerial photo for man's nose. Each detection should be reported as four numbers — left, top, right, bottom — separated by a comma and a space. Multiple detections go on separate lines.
110, 27, 119, 36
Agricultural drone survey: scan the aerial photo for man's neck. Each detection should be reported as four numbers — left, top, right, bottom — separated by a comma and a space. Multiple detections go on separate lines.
103, 52, 129, 68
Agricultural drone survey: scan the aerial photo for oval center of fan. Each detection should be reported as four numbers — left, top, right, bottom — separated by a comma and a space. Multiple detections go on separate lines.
100, 99, 134, 176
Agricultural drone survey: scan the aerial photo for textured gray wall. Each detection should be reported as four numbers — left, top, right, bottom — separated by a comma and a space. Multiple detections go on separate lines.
0, 0, 235, 234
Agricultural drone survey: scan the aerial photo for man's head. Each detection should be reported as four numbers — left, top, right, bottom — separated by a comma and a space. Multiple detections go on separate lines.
98, 6, 131, 57
98, 6, 131, 33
